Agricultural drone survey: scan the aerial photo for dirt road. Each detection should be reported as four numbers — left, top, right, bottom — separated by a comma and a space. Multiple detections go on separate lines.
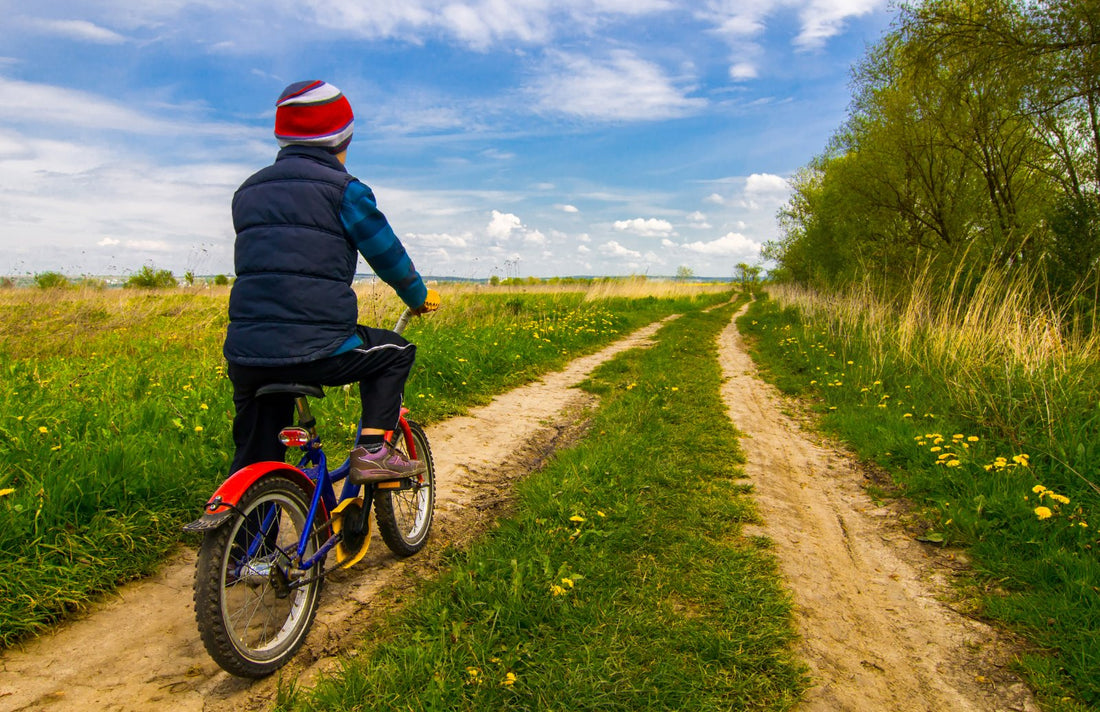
718, 306, 1038, 711
0, 308, 1040, 711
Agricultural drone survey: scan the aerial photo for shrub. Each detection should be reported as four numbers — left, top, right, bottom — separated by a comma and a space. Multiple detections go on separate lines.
213, 274, 230, 286
125, 266, 177, 289
34, 272, 70, 289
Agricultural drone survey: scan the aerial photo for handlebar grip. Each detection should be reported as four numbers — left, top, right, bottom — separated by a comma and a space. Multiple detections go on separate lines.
394, 309, 414, 335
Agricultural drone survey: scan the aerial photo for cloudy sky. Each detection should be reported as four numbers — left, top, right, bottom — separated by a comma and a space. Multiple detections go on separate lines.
0, 0, 891, 280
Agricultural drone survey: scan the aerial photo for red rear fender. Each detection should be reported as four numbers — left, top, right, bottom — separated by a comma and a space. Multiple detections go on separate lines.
203, 462, 317, 515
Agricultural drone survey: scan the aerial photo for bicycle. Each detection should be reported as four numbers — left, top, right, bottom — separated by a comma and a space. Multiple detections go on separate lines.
184, 307, 435, 678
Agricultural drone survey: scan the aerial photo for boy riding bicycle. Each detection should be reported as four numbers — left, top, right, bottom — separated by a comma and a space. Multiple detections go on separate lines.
223, 79, 438, 485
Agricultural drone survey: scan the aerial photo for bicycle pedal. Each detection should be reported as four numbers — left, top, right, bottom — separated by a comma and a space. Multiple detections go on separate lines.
331, 497, 371, 569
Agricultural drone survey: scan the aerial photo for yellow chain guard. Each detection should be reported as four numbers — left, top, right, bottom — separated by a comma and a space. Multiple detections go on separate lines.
331, 497, 370, 569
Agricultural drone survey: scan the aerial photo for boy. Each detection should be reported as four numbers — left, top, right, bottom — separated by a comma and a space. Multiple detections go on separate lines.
223, 79, 438, 484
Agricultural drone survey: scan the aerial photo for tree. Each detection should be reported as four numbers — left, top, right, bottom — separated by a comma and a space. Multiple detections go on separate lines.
734, 263, 762, 293
675, 265, 694, 281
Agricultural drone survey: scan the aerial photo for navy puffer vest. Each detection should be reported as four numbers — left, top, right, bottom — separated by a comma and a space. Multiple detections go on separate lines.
224, 146, 357, 366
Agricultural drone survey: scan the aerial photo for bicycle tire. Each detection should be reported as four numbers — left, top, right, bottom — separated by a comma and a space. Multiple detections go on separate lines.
193, 474, 325, 678
374, 420, 435, 557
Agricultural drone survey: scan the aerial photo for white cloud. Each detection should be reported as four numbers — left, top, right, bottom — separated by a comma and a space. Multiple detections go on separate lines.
307, 0, 673, 49
613, 217, 675, 237
686, 211, 711, 228
404, 231, 471, 248
796, 0, 882, 49
578, 244, 590, 253
487, 210, 523, 239
681, 231, 761, 258
0, 129, 242, 275
705, 193, 726, 205
699, 0, 887, 80
600, 240, 642, 258
22, 18, 127, 44
530, 50, 705, 121
745, 172, 789, 197
729, 62, 757, 80
558, 204, 579, 213
0, 76, 254, 141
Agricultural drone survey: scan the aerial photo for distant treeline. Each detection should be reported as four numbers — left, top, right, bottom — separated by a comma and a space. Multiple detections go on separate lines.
768, 0, 1100, 302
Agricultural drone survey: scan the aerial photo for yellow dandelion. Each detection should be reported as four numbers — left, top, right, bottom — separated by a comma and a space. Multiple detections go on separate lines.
967, 436, 979, 442
1032, 484, 1047, 494
200, 403, 209, 410
1013, 454, 1030, 466
38, 426, 48, 434
946, 460, 961, 468
501, 672, 517, 687
671, 386, 679, 391
561, 578, 575, 588
51, 445, 62, 451
569, 515, 586, 523
903, 413, 913, 418
1034, 506, 1053, 520
597, 510, 606, 518
1049, 493, 1070, 505
930, 446, 942, 452
0, 488, 15, 497
550, 584, 566, 596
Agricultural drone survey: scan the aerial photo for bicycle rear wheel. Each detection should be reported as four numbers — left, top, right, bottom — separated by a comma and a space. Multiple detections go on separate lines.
193, 474, 324, 677
375, 420, 435, 556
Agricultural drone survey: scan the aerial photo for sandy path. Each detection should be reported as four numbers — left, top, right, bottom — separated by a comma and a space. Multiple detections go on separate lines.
718, 305, 1038, 712
0, 320, 668, 712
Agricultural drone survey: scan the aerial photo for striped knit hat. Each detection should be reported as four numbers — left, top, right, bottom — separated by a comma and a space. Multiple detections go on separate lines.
274, 80, 354, 153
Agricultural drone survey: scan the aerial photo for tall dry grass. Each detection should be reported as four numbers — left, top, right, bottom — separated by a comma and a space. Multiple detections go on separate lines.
769, 266, 1100, 480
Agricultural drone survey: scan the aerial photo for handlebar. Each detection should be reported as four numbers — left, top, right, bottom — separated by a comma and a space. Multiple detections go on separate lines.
394, 288, 440, 335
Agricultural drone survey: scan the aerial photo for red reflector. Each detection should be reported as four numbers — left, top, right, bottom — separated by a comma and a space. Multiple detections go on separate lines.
278, 427, 311, 447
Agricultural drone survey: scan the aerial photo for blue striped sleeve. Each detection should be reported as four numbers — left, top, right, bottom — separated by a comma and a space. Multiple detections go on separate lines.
340, 179, 428, 309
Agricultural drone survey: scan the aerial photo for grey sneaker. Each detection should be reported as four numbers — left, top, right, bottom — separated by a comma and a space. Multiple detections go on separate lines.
349, 442, 427, 484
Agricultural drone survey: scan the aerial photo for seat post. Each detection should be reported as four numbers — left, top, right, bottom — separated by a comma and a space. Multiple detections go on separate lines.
294, 397, 317, 437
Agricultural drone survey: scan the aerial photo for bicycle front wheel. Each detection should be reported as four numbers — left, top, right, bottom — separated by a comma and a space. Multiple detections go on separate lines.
375, 420, 435, 557
193, 474, 324, 678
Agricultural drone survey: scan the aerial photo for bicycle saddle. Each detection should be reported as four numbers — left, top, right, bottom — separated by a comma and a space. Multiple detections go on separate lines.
254, 383, 325, 399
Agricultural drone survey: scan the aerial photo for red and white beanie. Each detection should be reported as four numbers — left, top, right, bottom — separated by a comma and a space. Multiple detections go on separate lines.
274, 80, 354, 153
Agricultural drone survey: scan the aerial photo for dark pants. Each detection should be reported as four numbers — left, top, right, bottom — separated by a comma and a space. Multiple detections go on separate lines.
227, 325, 417, 475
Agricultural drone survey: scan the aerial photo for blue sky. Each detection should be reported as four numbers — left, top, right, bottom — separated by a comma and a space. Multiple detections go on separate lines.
0, 0, 892, 280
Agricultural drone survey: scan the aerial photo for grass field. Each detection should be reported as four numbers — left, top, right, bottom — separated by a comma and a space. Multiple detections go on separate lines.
741, 282, 1100, 710
0, 281, 728, 646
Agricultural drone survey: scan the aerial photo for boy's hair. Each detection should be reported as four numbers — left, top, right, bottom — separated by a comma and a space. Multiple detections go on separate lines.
274, 80, 354, 154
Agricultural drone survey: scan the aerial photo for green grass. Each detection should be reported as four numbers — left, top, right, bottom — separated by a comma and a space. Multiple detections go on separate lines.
0, 286, 728, 647
277, 299, 806, 711
740, 294, 1099, 711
